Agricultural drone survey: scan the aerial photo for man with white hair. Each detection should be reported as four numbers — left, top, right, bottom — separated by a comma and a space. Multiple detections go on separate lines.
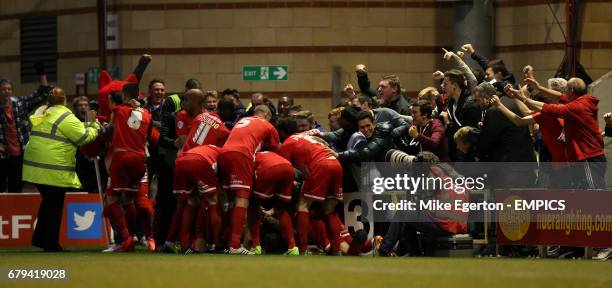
523, 77, 606, 189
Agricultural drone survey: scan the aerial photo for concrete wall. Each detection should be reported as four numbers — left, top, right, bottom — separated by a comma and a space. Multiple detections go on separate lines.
494, 1, 612, 86
0, 0, 457, 128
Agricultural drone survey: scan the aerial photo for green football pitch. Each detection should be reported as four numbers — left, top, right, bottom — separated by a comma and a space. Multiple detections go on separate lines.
1, 250, 611, 288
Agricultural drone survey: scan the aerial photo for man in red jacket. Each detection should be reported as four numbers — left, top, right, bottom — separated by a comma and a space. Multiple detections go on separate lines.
523, 77, 606, 189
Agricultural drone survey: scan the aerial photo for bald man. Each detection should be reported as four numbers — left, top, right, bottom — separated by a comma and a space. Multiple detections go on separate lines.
175, 89, 205, 149
522, 77, 606, 189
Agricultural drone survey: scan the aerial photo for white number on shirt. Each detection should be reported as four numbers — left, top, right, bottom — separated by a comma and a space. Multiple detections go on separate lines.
193, 122, 213, 145
127, 110, 143, 130
234, 118, 251, 128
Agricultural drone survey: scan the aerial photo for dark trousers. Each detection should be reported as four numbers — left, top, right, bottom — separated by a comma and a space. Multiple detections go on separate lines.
32, 184, 66, 251
380, 209, 450, 256
557, 155, 608, 189
581, 155, 607, 189
0, 155, 23, 192
154, 158, 176, 245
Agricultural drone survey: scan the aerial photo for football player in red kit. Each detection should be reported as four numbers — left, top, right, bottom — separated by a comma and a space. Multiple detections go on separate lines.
276, 117, 350, 255
170, 144, 223, 253
104, 83, 152, 252
218, 105, 279, 255
180, 99, 229, 153
175, 89, 204, 151
249, 151, 298, 255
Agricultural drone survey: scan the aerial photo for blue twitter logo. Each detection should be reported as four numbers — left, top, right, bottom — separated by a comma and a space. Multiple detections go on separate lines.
67, 203, 102, 239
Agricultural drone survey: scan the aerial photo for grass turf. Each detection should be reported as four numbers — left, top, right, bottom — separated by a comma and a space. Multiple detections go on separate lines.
0, 249, 611, 288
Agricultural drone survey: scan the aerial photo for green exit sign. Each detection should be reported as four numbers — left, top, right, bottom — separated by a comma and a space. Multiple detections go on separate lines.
243, 65, 288, 81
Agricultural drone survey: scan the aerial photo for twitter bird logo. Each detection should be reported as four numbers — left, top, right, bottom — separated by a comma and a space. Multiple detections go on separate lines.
67, 203, 102, 239
73, 210, 95, 231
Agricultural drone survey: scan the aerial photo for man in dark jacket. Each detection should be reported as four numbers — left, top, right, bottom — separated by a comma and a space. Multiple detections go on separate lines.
474, 82, 536, 188
461, 43, 516, 85
336, 111, 394, 163
355, 65, 411, 116
442, 69, 482, 161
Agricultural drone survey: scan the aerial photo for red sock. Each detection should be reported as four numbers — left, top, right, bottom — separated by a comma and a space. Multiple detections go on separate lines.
208, 203, 222, 248
124, 203, 137, 235
166, 205, 184, 243
296, 211, 309, 253
195, 202, 208, 242
326, 213, 344, 254
105, 202, 130, 241
247, 206, 261, 247
180, 204, 196, 249
277, 208, 296, 249
309, 218, 330, 252
229, 206, 247, 249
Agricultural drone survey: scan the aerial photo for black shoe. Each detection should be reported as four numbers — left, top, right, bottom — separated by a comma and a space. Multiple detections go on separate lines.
43, 245, 65, 252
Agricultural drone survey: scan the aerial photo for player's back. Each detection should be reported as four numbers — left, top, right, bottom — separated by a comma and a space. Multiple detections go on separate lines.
223, 116, 279, 157
112, 104, 152, 155
255, 151, 292, 171
182, 112, 229, 152
279, 133, 335, 174
183, 144, 221, 163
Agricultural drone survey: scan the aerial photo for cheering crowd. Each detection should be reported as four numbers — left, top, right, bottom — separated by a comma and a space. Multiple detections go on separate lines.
0, 43, 610, 259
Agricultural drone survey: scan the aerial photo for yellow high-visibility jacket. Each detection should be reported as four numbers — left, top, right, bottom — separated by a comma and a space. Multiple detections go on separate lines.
22, 105, 99, 188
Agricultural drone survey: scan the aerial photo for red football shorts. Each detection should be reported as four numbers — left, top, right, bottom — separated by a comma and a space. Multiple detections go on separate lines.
173, 154, 218, 200
107, 151, 146, 196
217, 150, 254, 199
301, 159, 343, 202
253, 163, 293, 202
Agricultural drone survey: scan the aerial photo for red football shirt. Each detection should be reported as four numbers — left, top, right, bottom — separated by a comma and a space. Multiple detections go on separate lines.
181, 112, 230, 153
183, 144, 222, 164
111, 104, 152, 156
222, 116, 280, 157
278, 132, 336, 176
255, 151, 292, 172
176, 110, 196, 137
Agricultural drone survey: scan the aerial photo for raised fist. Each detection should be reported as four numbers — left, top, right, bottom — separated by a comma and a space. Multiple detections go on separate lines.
355, 64, 366, 74
461, 44, 475, 55
432, 71, 444, 80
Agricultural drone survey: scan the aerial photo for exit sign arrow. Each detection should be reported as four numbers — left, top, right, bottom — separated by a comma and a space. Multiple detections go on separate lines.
273, 66, 287, 80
